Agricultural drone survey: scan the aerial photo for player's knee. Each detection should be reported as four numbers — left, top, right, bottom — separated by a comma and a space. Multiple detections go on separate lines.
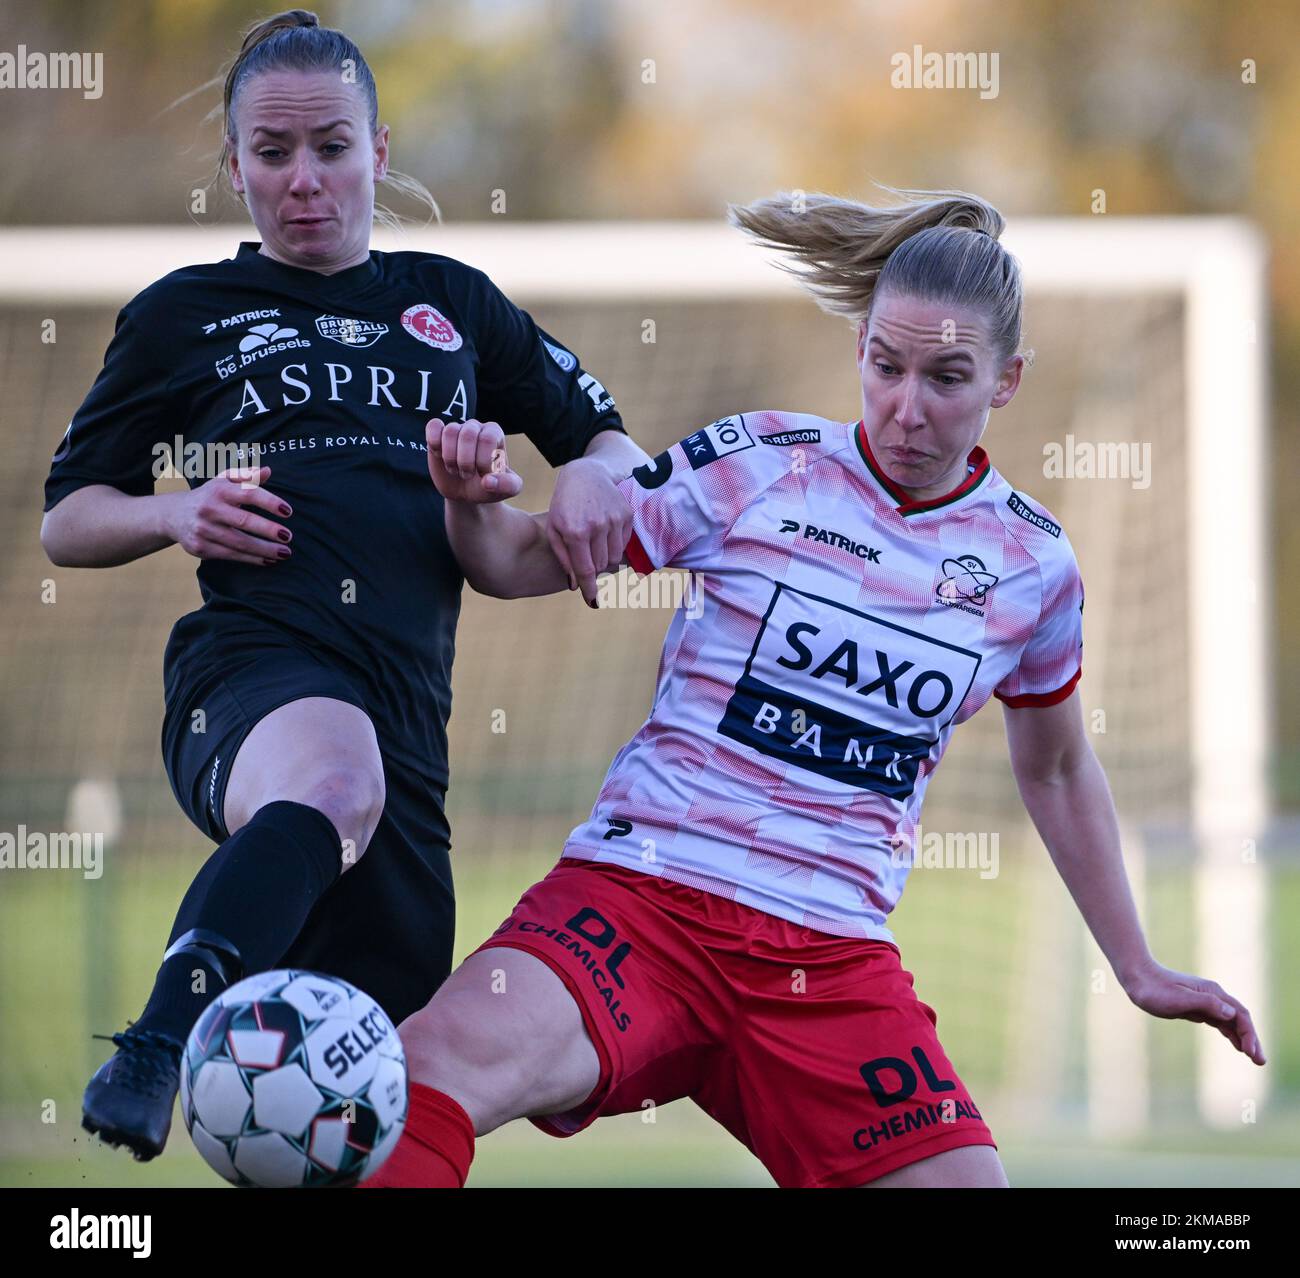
298, 767, 385, 867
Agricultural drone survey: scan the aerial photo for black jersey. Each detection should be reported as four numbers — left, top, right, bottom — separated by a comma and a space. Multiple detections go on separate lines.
44, 241, 626, 787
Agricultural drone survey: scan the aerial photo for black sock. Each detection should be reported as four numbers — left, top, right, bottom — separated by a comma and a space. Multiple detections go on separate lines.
132, 801, 343, 1043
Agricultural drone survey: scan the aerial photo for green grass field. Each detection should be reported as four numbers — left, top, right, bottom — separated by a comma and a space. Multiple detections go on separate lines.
3, 844, 1297, 1188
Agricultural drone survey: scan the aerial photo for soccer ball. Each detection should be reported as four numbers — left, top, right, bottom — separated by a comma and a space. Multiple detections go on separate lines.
180, 969, 407, 1188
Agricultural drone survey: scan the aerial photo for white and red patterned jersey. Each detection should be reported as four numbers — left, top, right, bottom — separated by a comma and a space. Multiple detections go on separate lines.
561, 410, 1084, 941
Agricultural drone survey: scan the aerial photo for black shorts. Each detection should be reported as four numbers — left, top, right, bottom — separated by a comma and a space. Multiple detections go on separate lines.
161, 641, 454, 1026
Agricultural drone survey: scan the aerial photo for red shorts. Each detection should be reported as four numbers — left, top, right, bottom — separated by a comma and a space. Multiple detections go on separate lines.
472, 857, 995, 1188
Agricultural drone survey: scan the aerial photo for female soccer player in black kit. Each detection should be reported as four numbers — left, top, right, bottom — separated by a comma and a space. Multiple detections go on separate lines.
40, 10, 646, 1161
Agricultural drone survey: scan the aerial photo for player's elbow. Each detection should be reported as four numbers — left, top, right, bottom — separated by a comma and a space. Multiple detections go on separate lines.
40, 509, 76, 567
1003, 692, 1093, 786
462, 566, 521, 600
472, 579, 519, 600
466, 567, 564, 601
1011, 737, 1095, 788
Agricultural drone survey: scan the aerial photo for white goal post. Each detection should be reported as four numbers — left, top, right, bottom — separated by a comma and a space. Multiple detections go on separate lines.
0, 217, 1269, 1133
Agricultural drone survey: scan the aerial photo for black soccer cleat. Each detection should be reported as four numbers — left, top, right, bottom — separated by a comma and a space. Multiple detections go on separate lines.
82, 1028, 184, 1161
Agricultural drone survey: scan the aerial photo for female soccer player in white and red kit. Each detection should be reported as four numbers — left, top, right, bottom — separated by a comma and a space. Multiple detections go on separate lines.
369, 188, 1264, 1189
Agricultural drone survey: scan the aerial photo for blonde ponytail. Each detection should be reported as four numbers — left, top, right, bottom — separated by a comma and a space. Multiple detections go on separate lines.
730, 184, 1021, 359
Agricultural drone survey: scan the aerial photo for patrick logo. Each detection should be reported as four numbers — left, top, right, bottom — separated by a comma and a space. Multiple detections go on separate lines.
401, 303, 463, 351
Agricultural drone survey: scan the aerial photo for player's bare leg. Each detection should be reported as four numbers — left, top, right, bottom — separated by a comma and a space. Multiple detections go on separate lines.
398, 947, 601, 1135
859, 1144, 1009, 1188
360, 948, 600, 1186
223, 696, 386, 863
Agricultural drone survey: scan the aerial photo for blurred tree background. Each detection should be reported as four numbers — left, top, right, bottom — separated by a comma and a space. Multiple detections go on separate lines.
2, 0, 1297, 795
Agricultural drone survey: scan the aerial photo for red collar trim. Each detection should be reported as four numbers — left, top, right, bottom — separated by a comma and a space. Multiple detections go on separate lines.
854, 420, 991, 516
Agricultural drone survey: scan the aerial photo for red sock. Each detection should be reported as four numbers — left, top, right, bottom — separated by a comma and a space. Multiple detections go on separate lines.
360, 1083, 476, 1188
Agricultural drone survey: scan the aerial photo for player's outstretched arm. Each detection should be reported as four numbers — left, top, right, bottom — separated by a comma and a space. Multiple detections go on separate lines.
1004, 693, 1265, 1065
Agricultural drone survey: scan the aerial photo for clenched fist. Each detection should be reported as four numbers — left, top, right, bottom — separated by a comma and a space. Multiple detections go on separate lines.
426, 418, 524, 504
